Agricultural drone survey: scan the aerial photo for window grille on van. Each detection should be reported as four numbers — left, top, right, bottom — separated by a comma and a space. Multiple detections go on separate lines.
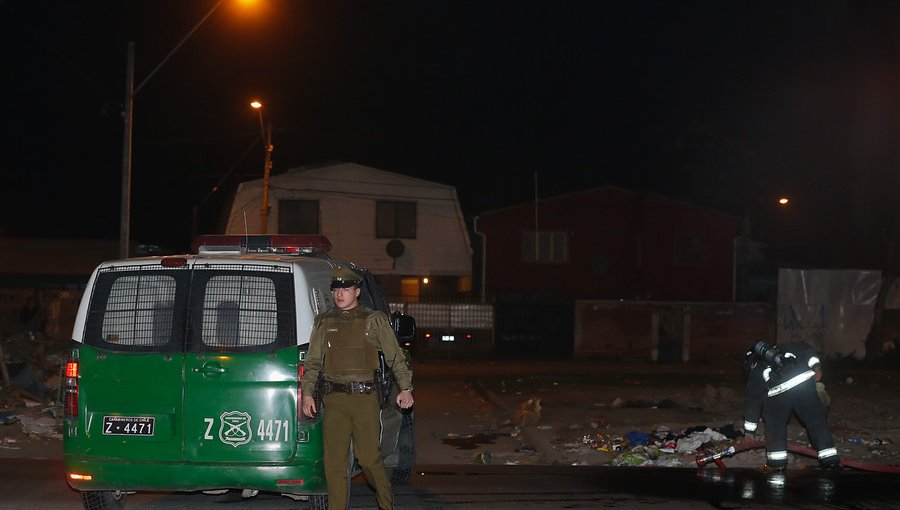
84, 270, 187, 352
83, 266, 295, 354
189, 269, 296, 353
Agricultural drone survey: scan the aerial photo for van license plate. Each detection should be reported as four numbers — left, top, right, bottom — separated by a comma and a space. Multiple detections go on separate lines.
102, 416, 155, 436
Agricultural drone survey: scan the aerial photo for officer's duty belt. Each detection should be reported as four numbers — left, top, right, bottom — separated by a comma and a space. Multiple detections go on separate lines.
324, 381, 375, 395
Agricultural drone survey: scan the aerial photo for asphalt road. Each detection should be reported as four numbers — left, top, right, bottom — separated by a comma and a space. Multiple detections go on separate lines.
3, 459, 900, 509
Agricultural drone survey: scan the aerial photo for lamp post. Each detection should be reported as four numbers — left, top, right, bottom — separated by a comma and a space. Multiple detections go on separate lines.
119, 0, 227, 258
250, 100, 274, 233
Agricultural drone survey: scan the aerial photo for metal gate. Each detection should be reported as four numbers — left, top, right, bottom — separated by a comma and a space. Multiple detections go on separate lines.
494, 299, 574, 359
390, 301, 494, 358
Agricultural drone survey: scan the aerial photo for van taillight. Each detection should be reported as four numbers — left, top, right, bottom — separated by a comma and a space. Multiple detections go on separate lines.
65, 361, 79, 418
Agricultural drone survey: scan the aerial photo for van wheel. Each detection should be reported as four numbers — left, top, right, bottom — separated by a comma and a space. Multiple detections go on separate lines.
389, 410, 415, 485
81, 491, 127, 510
309, 494, 327, 510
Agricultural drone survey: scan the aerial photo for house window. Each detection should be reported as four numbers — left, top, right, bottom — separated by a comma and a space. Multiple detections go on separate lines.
376, 201, 417, 239
674, 234, 706, 266
522, 231, 568, 263
279, 199, 319, 234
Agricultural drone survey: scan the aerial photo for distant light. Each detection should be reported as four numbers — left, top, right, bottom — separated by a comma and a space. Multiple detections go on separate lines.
777, 197, 790, 206
422, 277, 429, 285
250, 100, 262, 109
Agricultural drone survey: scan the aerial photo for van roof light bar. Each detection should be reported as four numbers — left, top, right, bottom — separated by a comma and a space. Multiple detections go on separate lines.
192, 235, 332, 256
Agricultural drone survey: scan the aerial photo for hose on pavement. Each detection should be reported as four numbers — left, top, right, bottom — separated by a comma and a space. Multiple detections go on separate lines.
705, 439, 900, 473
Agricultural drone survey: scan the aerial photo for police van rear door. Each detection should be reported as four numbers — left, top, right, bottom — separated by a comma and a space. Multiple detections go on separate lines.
181, 263, 299, 463
77, 263, 190, 462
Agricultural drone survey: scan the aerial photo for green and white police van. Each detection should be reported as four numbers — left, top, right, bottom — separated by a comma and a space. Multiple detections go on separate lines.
63, 234, 415, 510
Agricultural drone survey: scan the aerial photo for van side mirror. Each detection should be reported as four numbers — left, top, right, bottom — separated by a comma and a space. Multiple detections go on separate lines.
391, 313, 416, 341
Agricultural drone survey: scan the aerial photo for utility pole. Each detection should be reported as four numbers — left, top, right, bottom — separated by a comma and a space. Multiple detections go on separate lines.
260, 121, 273, 233
118, 0, 228, 258
119, 43, 135, 259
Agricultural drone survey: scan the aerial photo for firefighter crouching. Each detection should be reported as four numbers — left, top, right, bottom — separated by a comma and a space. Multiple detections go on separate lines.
743, 340, 840, 471
300, 266, 414, 510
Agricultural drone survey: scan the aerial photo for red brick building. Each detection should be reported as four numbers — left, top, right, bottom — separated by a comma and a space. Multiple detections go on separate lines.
473, 187, 741, 302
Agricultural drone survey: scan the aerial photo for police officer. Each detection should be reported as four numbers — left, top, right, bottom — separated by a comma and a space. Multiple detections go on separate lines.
300, 265, 414, 510
743, 340, 840, 471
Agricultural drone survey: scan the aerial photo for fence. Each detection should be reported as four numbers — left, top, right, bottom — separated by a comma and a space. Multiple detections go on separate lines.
389, 300, 495, 358
574, 300, 774, 362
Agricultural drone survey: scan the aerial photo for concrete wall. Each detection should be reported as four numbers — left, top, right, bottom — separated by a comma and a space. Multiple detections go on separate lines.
574, 300, 774, 362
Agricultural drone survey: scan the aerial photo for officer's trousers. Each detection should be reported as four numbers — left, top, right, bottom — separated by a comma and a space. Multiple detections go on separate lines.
323, 392, 392, 510
763, 379, 840, 468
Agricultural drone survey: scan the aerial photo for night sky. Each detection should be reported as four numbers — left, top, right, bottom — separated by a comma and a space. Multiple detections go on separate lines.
3, 0, 900, 267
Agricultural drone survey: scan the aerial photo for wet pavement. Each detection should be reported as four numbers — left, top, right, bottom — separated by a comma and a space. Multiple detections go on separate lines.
403, 464, 900, 509
4, 458, 899, 509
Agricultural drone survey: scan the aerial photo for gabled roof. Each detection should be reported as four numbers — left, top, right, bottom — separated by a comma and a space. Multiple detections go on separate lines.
240, 161, 457, 201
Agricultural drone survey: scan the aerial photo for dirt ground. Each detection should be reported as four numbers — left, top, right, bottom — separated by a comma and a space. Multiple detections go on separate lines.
414, 359, 900, 472
2, 359, 898, 475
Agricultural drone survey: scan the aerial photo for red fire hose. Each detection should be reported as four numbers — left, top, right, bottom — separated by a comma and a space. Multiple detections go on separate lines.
697, 439, 900, 474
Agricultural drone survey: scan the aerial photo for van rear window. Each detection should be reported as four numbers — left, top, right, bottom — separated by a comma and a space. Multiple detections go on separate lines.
84, 268, 188, 352
188, 267, 296, 353
83, 265, 296, 353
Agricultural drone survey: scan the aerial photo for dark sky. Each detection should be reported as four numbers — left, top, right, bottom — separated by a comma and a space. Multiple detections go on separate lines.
3, 0, 900, 266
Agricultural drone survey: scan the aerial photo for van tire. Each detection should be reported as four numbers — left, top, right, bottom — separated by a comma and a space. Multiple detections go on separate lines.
389, 410, 415, 485
309, 494, 327, 510
81, 491, 127, 510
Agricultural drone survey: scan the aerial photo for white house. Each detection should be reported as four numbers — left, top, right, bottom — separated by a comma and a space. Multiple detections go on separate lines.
226, 162, 473, 299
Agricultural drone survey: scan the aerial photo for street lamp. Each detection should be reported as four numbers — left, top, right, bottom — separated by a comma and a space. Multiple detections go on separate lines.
742, 195, 791, 239
734, 195, 791, 301
120, 0, 262, 257
250, 100, 274, 233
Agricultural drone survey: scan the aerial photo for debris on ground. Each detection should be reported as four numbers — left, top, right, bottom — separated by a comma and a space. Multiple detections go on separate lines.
515, 398, 542, 426
575, 423, 739, 467
18, 412, 62, 440
1, 331, 68, 449
443, 432, 498, 450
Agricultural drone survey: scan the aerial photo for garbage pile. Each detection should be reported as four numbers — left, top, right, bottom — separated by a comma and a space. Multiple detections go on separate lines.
1, 332, 67, 445
577, 425, 741, 467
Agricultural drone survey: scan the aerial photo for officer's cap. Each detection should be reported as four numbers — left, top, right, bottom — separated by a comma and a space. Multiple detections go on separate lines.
330, 266, 361, 289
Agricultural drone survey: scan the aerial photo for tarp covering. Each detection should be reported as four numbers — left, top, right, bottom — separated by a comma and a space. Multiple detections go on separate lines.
777, 269, 881, 359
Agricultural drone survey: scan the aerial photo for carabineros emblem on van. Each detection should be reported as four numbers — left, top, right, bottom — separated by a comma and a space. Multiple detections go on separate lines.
219, 411, 252, 447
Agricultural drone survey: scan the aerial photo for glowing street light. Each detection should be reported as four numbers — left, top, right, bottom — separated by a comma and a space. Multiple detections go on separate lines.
250, 100, 274, 233
734, 194, 792, 301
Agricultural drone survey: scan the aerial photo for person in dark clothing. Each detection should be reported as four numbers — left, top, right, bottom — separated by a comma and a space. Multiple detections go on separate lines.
742, 340, 840, 471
